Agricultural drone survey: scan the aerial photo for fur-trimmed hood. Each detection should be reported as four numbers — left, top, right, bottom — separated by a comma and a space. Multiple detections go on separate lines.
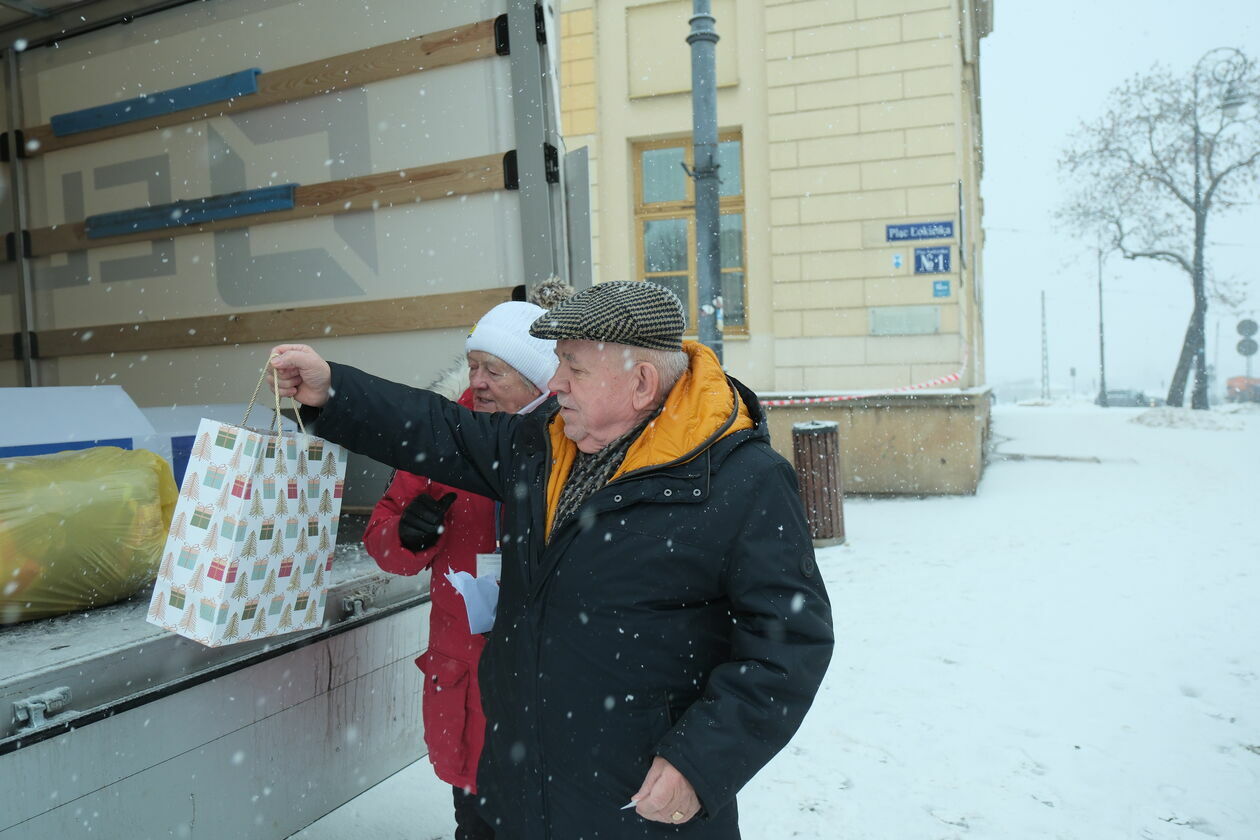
428, 362, 468, 402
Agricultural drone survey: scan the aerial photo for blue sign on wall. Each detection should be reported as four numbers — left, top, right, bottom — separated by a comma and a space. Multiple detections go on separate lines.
933, 280, 951, 298
915, 246, 951, 274
887, 220, 954, 241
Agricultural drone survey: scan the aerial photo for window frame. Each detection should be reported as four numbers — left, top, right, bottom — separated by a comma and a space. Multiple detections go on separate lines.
632, 131, 748, 335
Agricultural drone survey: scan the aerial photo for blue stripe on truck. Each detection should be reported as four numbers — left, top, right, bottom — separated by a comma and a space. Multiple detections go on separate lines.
84, 183, 298, 239
50, 68, 262, 137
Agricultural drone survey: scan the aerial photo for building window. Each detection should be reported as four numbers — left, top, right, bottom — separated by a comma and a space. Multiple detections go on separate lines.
633, 133, 746, 331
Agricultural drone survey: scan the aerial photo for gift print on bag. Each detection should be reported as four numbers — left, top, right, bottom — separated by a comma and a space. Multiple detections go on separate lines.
222, 515, 247, 543
177, 545, 200, 570
208, 557, 239, 584
214, 427, 239, 450
190, 504, 213, 530
203, 464, 226, 490
198, 598, 217, 622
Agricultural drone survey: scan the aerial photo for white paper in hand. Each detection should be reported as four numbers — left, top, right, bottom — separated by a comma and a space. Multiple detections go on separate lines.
445, 568, 500, 634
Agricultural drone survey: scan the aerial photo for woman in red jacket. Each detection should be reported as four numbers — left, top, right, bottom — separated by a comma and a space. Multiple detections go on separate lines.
363, 301, 557, 840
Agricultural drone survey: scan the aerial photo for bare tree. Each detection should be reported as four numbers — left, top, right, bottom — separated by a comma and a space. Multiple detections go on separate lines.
1060, 49, 1260, 408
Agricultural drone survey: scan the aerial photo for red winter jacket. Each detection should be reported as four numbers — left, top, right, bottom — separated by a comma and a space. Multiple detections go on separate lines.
363, 388, 496, 792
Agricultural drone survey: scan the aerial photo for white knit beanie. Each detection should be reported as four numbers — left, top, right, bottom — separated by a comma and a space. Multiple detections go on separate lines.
465, 301, 558, 394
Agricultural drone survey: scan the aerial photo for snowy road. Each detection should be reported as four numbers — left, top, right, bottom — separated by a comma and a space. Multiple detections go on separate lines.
296, 404, 1260, 839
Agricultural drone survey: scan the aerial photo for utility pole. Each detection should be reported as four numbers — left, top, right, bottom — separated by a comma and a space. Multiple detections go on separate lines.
687, 0, 722, 363
1040, 290, 1050, 400
1097, 247, 1109, 407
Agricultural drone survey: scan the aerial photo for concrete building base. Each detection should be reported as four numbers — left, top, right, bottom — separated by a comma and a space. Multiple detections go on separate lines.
762, 388, 992, 496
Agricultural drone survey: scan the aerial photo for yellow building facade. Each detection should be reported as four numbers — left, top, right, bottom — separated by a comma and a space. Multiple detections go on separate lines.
558, 0, 991, 397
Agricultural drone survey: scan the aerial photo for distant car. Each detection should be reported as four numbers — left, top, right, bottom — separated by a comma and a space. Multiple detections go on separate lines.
1097, 389, 1151, 407
1226, 376, 1260, 403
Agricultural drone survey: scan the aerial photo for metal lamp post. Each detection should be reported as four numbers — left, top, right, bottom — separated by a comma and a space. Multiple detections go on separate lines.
687, 0, 722, 363
1096, 247, 1108, 407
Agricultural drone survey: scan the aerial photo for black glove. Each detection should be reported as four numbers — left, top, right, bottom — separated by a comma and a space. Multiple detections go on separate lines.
397, 492, 457, 552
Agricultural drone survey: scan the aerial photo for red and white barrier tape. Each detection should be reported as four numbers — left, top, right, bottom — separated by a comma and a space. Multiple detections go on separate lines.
760, 351, 970, 407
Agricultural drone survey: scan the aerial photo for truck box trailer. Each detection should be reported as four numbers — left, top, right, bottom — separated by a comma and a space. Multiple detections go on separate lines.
0, 0, 584, 836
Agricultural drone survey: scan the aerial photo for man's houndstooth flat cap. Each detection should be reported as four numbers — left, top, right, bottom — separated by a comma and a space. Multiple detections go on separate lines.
528, 281, 686, 351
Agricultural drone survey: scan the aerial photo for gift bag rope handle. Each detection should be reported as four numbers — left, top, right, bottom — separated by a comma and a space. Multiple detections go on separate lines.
242, 356, 308, 438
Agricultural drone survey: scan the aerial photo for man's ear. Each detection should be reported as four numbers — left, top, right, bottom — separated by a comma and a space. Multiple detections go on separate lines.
630, 361, 661, 412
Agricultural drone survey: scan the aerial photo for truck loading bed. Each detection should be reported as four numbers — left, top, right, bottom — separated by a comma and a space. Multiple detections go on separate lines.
1, 542, 433, 839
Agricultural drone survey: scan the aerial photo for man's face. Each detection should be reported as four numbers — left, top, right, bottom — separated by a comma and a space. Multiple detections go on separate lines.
466, 350, 540, 414
548, 340, 642, 453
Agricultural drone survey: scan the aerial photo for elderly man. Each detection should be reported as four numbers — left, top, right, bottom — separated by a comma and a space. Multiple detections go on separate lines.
270, 282, 833, 839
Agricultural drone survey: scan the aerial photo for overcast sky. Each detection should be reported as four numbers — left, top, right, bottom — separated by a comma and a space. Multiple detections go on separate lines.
981, 1, 1260, 397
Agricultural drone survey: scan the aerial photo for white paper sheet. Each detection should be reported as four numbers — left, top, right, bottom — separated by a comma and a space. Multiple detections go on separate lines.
444, 568, 500, 634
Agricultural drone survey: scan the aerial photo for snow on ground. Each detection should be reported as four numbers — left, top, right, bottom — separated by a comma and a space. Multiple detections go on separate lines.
1132, 406, 1248, 432
296, 404, 1260, 839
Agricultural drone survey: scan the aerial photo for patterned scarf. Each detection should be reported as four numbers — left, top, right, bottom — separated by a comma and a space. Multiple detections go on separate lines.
548, 413, 657, 542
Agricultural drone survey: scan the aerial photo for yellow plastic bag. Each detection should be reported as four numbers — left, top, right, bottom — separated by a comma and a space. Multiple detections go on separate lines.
0, 446, 177, 625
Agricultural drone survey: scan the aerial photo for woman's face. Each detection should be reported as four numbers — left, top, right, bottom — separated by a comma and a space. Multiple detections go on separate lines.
466, 350, 541, 414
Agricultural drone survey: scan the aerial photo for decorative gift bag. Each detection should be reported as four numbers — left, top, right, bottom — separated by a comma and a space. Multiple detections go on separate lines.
146, 367, 348, 646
